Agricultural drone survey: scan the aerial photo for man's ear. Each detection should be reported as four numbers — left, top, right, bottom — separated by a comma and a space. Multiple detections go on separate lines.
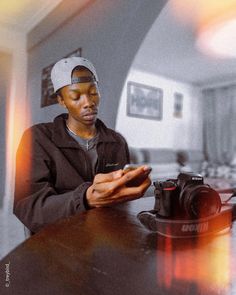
57, 95, 67, 108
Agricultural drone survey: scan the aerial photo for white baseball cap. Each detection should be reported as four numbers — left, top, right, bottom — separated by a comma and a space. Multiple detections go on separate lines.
51, 56, 99, 95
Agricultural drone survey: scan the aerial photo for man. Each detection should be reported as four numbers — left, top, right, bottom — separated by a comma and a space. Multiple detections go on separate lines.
14, 57, 151, 234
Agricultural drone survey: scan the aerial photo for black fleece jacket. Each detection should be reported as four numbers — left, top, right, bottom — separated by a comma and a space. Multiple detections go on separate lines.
14, 113, 130, 233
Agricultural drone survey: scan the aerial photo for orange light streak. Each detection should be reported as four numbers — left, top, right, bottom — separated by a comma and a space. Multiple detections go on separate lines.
170, 0, 236, 26
170, 0, 236, 58
156, 232, 233, 293
4, 68, 31, 211
157, 234, 173, 289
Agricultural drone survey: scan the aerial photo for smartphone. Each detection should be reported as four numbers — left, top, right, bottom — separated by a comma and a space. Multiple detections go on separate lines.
123, 164, 152, 187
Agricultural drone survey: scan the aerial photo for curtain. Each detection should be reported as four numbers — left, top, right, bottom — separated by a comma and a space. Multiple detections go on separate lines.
202, 85, 236, 166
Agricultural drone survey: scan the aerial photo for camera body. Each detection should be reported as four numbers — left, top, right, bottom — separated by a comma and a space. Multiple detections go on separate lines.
154, 172, 222, 219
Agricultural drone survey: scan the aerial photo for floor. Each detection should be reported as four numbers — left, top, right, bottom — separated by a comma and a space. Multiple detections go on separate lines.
0, 209, 26, 260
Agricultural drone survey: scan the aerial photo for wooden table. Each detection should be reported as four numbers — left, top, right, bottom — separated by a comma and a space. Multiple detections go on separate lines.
1, 196, 236, 295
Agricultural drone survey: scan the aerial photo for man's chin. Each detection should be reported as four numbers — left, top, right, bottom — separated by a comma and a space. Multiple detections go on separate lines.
83, 116, 97, 125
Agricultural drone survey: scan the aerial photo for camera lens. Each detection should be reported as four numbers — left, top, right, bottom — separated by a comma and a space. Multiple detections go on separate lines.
180, 185, 221, 219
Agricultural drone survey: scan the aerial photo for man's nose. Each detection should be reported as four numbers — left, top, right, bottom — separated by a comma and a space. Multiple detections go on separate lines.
81, 94, 95, 108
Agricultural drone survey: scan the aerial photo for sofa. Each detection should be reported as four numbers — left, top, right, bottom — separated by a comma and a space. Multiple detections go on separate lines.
129, 147, 236, 196
129, 147, 203, 197
129, 147, 204, 180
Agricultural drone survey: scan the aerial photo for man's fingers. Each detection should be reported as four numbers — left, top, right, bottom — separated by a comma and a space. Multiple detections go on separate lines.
114, 166, 150, 187
88, 166, 152, 208
94, 165, 147, 185
95, 177, 151, 206
94, 166, 150, 193
94, 170, 123, 184
88, 176, 151, 208
116, 177, 151, 199
97, 173, 151, 200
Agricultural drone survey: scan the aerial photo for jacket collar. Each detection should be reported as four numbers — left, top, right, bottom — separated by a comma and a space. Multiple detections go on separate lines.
52, 113, 118, 148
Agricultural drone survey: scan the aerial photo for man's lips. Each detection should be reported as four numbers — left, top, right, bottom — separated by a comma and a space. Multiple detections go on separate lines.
82, 111, 97, 120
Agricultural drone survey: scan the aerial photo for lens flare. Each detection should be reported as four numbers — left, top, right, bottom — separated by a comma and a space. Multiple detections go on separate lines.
170, 0, 236, 58
156, 230, 234, 293
5, 79, 31, 210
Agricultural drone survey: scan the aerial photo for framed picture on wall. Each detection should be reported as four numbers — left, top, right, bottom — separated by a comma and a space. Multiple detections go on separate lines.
41, 47, 82, 108
173, 92, 183, 118
127, 81, 163, 120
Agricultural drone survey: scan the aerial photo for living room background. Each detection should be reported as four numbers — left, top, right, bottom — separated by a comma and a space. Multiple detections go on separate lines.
116, 68, 203, 151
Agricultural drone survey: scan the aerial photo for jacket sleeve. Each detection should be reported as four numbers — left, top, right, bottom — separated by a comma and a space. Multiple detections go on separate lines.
13, 129, 92, 234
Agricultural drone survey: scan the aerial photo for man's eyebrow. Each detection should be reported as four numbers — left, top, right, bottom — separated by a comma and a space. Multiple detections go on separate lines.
69, 89, 80, 94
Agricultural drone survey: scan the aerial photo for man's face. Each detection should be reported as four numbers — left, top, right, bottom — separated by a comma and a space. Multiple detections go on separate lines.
58, 68, 100, 126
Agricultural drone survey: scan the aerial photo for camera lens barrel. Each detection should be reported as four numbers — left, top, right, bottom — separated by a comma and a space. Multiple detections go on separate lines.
180, 184, 221, 219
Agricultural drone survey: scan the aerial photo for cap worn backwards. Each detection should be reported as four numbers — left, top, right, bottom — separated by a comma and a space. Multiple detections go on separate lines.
50, 56, 99, 95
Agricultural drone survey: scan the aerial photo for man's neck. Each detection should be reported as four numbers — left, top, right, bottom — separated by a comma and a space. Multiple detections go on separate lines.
66, 120, 97, 139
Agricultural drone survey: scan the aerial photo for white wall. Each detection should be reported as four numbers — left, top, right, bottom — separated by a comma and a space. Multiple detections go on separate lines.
116, 68, 203, 150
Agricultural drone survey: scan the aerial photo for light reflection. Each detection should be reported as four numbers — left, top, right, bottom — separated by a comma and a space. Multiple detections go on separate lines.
197, 19, 236, 58
170, 0, 236, 58
0, 0, 29, 14
157, 232, 233, 294
170, 0, 236, 25
5, 84, 31, 210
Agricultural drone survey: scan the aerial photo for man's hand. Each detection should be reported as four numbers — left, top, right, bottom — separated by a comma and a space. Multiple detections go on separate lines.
86, 166, 151, 208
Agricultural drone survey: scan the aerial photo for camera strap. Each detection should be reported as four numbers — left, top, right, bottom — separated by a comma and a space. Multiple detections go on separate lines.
137, 205, 233, 238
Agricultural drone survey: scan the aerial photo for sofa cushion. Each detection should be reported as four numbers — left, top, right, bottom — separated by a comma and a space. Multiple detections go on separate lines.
150, 163, 179, 181
129, 147, 147, 164
145, 148, 177, 164
177, 150, 205, 174
130, 148, 176, 164
129, 147, 180, 180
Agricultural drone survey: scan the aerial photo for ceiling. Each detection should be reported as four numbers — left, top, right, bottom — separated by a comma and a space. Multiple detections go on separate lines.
1, 0, 236, 87
133, 1, 236, 87
0, 0, 63, 33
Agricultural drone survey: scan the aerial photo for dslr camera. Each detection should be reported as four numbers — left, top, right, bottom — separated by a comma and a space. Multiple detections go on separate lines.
154, 172, 222, 219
